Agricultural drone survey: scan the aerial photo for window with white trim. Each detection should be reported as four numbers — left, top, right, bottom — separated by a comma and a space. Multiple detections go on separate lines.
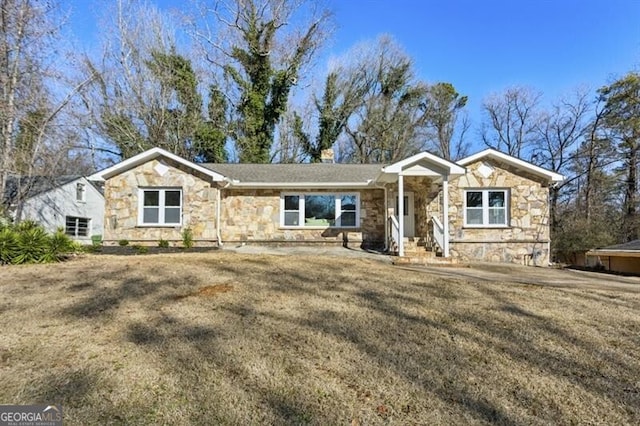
65, 216, 90, 237
464, 189, 508, 227
76, 183, 86, 202
139, 188, 182, 226
281, 193, 360, 228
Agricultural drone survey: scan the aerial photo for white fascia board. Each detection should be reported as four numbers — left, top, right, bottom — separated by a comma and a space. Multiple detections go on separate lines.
228, 181, 374, 188
383, 151, 466, 176
458, 149, 564, 182
88, 147, 226, 182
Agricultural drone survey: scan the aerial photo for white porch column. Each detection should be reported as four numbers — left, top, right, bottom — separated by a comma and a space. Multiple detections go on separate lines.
398, 173, 405, 257
442, 175, 450, 257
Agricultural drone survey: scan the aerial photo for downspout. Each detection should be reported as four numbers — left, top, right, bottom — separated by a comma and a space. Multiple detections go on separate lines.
216, 180, 231, 248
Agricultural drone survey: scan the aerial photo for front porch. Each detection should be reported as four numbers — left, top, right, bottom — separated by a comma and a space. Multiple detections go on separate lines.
377, 152, 466, 262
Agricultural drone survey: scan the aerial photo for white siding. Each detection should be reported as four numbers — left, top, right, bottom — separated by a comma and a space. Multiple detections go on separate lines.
20, 177, 104, 241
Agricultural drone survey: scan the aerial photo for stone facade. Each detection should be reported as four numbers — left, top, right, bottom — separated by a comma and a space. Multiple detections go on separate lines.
220, 188, 385, 248
447, 159, 551, 265
104, 159, 219, 246
101, 153, 553, 263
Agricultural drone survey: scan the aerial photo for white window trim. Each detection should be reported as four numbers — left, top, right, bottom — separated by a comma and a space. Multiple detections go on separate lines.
463, 189, 509, 228
65, 216, 90, 238
76, 182, 86, 203
138, 188, 183, 227
280, 192, 360, 229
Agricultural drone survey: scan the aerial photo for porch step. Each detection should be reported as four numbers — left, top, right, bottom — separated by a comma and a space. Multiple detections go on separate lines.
392, 256, 460, 266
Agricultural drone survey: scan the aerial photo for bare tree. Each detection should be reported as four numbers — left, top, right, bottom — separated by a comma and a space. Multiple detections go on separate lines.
319, 36, 432, 163
0, 0, 94, 217
481, 86, 542, 159
531, 88, 591, 232
192, 0, 331, 163
424, 82, 470, 161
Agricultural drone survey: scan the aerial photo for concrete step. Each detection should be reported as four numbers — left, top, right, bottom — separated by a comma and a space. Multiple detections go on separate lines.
392, 256, 460, 266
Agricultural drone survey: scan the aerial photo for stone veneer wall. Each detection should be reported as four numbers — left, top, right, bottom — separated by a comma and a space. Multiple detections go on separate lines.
387, 177, 435, 239
448, 159, 551, 265
104, 159, 219, 245
220, 188, 385, 248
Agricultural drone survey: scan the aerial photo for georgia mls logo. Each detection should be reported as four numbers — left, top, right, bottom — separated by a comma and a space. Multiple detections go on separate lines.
0, 404, 63, 426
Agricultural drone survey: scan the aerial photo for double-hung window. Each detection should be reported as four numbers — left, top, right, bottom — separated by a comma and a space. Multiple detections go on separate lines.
139, 188, 182, 226
464, 189, 508, 227
281, 193, 359, 228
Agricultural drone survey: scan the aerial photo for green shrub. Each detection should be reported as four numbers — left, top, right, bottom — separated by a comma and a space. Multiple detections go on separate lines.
13, 226, 49, 264
0, 221, 80, 265
43, 230, 77, 262
182, 228, 194, 248
15, 220, 40, 233
0, 228, 18, 264
158, 239, 169, 248
132, 245, 149, 254
118, 239, 129, 247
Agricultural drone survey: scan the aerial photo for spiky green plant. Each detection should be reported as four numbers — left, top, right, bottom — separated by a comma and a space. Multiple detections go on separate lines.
0, 228, 18, 264
13, 226, 49, 264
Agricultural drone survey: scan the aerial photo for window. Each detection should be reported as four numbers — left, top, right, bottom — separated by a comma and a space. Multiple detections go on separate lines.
464, 189, 508, 227
139, 188, 182, 226
76, 183, 86, 202
65, 216, 89, 237
281, 193, 360, 228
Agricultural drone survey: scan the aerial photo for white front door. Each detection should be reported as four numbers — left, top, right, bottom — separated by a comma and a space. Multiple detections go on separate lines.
395, 192, 415, 237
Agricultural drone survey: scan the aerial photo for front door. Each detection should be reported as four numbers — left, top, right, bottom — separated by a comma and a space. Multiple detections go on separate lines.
395, 192, 415, 237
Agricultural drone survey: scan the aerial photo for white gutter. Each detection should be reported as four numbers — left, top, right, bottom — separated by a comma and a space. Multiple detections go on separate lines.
227, 181, 374, 188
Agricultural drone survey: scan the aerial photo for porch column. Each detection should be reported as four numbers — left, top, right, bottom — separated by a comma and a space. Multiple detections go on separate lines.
398, 173, 405, 257
442, 175, 449, 257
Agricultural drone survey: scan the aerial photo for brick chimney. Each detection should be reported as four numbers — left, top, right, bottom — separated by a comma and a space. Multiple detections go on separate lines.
320, 148, 334, 164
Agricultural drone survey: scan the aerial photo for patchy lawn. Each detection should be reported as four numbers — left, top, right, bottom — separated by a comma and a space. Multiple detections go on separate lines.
0, 253, 639, 425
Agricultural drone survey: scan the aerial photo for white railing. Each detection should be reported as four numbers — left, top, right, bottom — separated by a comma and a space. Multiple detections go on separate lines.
430, 215, 445, 252
390, 215, 400, 253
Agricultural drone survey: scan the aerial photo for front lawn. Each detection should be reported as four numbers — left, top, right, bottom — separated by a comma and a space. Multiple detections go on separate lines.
0, 253, 638, 424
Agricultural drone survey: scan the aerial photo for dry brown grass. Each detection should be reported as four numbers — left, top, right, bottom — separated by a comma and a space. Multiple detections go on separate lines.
0, 252, 639, 425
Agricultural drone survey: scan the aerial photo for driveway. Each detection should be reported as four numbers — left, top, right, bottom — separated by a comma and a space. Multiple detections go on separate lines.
225, 244, 640, 292
400, 262, 640, 293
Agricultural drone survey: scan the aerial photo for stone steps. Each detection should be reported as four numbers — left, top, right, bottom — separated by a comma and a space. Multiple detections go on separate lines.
391, 236, 455, 265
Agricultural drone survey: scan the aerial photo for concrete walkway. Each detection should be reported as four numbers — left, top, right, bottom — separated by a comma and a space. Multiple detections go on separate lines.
398, 262, 640, 293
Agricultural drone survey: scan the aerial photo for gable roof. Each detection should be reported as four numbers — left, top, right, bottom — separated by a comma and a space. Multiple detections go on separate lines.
204, 163, 382, 187
3, 175, 102, 205
382, 151, 466, 176
88, 147, 225, 182
457, 149, 564, 182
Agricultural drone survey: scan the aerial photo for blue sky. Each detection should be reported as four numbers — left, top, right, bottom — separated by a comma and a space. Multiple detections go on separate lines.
326, 0, 639, 118
66, 0, 639, 134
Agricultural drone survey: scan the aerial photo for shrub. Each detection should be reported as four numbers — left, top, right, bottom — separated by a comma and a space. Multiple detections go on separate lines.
118, 239, 129, 247
158, 239, 169, 248
132, 245, 149, 254
0, 228, 18, 264
13, 226, 49, 264
0, 221, 78, 265
182, 228, 194, 248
